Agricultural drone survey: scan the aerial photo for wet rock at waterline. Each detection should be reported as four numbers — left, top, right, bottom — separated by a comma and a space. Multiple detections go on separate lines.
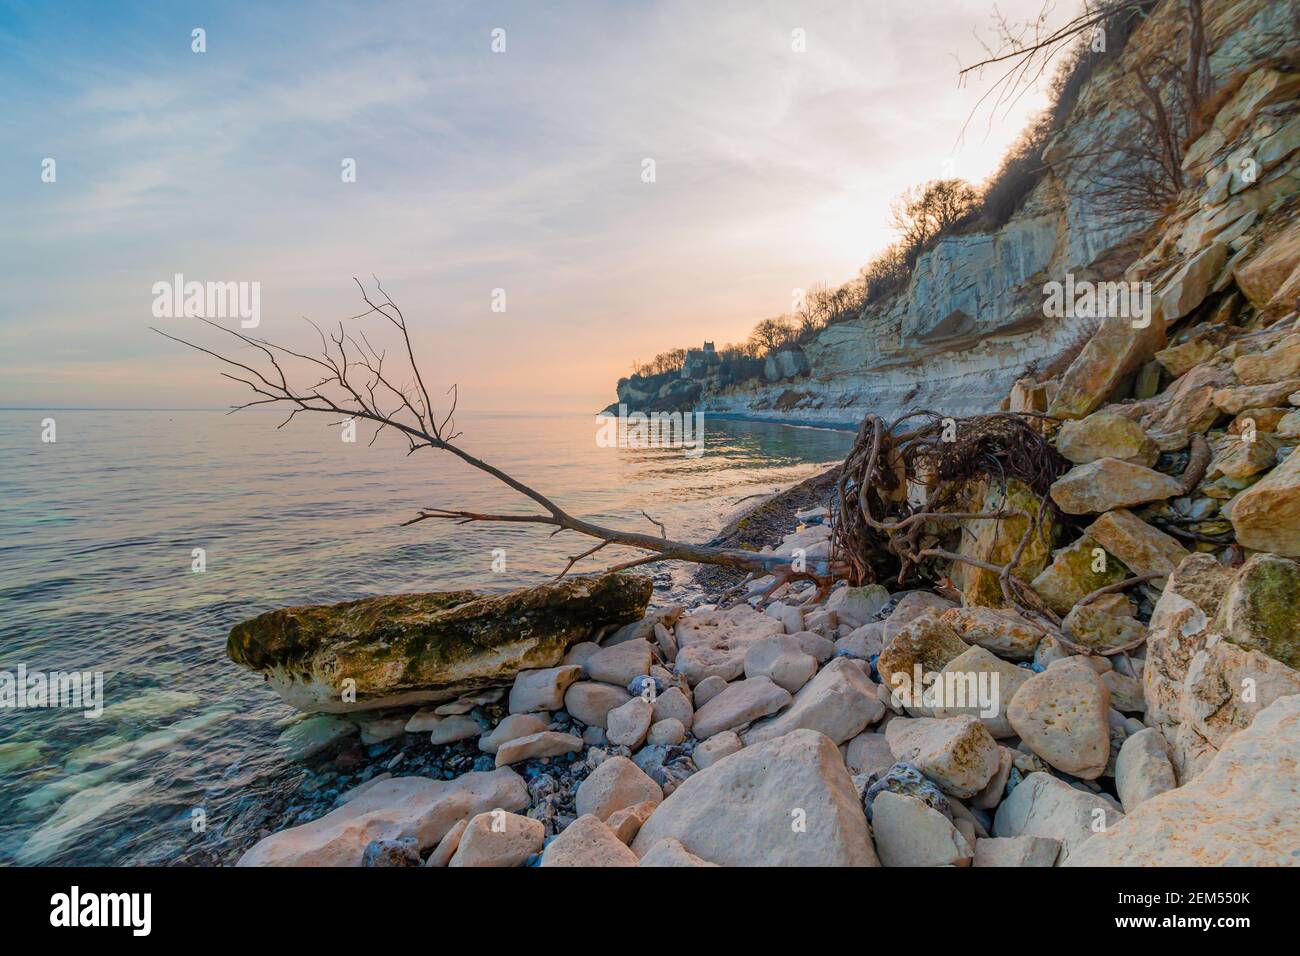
227, 573, 652, 713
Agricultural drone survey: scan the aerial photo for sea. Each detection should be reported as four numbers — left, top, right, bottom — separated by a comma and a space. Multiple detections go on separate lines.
0, 408, 852, 865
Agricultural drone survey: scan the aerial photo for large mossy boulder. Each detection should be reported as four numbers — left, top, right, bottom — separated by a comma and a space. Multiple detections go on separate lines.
229, 573, 653, 713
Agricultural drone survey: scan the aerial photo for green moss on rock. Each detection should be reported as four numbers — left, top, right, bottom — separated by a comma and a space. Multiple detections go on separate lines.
228, 573, 653, 712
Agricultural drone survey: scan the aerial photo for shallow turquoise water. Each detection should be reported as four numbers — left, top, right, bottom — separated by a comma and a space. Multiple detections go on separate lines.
0, 408, 851, 864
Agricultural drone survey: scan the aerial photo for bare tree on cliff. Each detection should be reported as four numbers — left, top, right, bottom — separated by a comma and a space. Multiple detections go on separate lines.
959, 0, 1212, 219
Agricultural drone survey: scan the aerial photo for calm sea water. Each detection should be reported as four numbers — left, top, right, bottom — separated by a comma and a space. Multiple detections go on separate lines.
0, 408, 851, 865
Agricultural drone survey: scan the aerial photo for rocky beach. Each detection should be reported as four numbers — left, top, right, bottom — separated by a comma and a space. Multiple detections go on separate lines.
217, 0, 1300, 868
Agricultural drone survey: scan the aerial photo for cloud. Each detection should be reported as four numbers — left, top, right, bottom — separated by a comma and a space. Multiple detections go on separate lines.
0, 0, 1065, 411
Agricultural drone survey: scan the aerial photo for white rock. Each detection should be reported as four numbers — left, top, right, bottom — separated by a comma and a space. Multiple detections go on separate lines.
693, 731, 743, 770
494, 731, 583, 767
632, 729, 879, 866
606, 697, 654, 748
843, 731, 895, 777
423, 818, 467, 867
931, 645, 1030, 738
563, 681, 631, 728
647, 718, 686, 745
540, 814, 640, 867
478, 713, 550, 754
638, 837, 719, 866
993, 771, 1122, 863
585, 639, 654, 686
1115, 728, 1177, 812
692, 675, 728, 706
235, 770, 527, 867
884, 716, 1001, 798
650, 686, 693, 729
691, 676, 791, 739
871, 791, 972, 867
743, 635, 818, 693
1065, 695, 1300, 865
1007, 660, 1111, 779
574, 755, 662, 821
509, 665, 582, 714
427, 715, 481, 745
743, 658, 886, 746
972, 835, 1060, 867
448, 810, 544, 867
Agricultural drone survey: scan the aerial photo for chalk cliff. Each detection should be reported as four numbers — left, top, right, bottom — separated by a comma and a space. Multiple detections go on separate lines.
618, 0, 1296, 427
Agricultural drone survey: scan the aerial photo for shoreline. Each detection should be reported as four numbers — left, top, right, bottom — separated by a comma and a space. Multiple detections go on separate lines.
210, 468, 834, 866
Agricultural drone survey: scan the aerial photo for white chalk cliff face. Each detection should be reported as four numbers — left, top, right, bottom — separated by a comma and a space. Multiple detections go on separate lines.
700, 0, 1291, 426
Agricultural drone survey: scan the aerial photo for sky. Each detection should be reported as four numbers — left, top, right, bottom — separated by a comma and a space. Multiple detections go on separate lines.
0, 0, 1071, 412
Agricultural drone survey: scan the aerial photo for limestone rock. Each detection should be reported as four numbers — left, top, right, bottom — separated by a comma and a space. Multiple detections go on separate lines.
574, 754, 662, 821
691, 676, 791, 740
540, 815, 640, 867
494, 731, 583, 767
960, 479, 1056, 608
650, 686, 693, 730
426, 714, 481, 745
743, 658, 885, 746
993, 771, 1122, 863
638, 837, 719, 866
1050, 459, 1183, 514
1030, 535, 1129, 615
423, 818, 466, 867
1065, 695, 1300, 866
646, 719, 686, 745
1101, 670, 1144, 713
1062, 604, 1147, 653
884, 716, 1001, 798
1171, 634, 1300, 780
1115, 728, 1176, 813
1214, 553, 1300, 668
237, 769, 528, 866
1057, 411, 1159, 467
877, 611, 970, 700
1143, 554, 1234, 741
972, 836, 1060, 867
632, 729, 878, 866
673, 604, 784, 685
825, 585, 890, 627
692, 676, 727, 707
1049, 313, 1166, 420
844, 731, 896, 777
1154, 241, 1227, 325
606, 800, 657, 844
1229, 446, 1300, 556
1234, 335, 1300, 385
871, 791, 972, 867
585, 639, 655, 687
227, 573, 651, 713
932, 645, 1030, 738
606, 697, 653, 748
448, 811, 544, 867
743, 635, 818, 693
478, 713, 549, 754
693, 731, 743, 770
1085, 508, 1189, 582
1007, 662, 1111, 779
1235, 217, 1300, 314
508, 665, 582, 714
940, 606, 1045, 661
563, 681, 631, 728
1213, 378, 1300, 415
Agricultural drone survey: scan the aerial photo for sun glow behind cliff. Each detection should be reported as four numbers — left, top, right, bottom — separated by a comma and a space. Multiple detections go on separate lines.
3, 0, 1058, 412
